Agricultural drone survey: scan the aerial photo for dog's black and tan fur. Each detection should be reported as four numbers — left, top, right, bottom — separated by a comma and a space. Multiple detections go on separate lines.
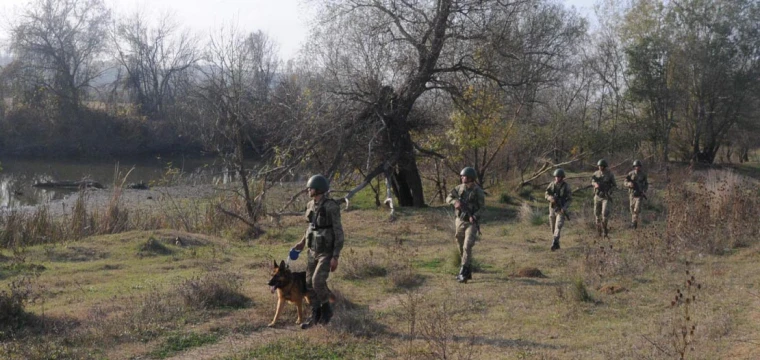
267, 260, 310, 327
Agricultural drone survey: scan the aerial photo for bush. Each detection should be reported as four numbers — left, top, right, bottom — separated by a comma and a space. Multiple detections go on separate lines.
0, 276, 35, 332
177, 272, 252, 310
137, 237, 173, 257
519, 203, 545, 226
664, 169, 760, 255
329, 290, 385, 337
340, 248, 388, 280
572, 278, 593, 303
384, 242, 424, 290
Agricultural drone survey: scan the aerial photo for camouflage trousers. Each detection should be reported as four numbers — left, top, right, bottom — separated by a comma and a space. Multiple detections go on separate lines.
306, 250, 332, 305
549, 207, 565, 239
629, 194, 643, 224
455, 218, 478, 267
594, 195, 612, 227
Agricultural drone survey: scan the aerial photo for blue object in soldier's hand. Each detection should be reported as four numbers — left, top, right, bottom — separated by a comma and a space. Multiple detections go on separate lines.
289, 248, 301, 261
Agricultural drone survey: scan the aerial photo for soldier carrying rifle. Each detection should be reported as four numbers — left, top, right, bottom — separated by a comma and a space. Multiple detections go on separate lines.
446, 167, 485, 283
545, 168, 572, 251
591, 159, 617, 238
624, 160, 649, 229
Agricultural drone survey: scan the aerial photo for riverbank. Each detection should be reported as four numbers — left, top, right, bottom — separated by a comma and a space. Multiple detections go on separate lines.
2, 184, 219, 218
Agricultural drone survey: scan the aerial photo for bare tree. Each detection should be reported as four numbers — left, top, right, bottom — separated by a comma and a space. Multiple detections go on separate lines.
304, 0, 586, 207
188, 27, 279, 231
9, 0, 111, 114
112, 11, 200, 119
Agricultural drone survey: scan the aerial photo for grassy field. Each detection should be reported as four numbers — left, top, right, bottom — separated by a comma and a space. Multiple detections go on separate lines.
1, 165, 759, 359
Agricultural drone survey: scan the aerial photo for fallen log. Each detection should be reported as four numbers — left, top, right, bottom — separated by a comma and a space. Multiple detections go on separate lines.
33, 180, 104, 189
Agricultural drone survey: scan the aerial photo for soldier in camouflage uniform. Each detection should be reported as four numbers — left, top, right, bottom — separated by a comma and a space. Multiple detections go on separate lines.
293, 174, 344, 329
545, 168, 572, 251
624, 160, 649, 229
591, 159, 617, 237
446, 167, 485, 283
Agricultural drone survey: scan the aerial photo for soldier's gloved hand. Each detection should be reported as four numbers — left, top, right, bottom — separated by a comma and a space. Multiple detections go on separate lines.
330, 258, 339, 272
593, 183, 599, 189
548, 196, 555, 203
469, 216, 476, 223
454, 200, 461, 210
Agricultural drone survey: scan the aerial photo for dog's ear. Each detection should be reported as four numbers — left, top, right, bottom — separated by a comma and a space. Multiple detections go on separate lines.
279, 260, 286, 270
273, 260, 278, 268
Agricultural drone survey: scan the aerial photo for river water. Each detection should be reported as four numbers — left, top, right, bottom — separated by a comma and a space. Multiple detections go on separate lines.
0, 156, 233, 209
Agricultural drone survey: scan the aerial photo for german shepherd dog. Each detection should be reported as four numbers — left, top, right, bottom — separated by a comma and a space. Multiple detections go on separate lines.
267, 260, 310, 327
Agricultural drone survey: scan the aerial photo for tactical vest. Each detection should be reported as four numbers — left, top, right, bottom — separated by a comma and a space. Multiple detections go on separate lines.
548, 182, 570, 207
306, 198, 338, 253
456, 185, 481, 219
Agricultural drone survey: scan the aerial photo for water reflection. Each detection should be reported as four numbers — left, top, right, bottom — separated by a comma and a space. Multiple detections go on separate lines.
0, 156, 229, 210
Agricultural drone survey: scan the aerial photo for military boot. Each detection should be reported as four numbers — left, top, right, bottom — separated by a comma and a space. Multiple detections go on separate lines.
456, 265, 469, 283
319, 302, 333, 325
603, 223, 609, 238
465, 266, 472, 281
551, 236, 560, 251
300, 302, 322, 329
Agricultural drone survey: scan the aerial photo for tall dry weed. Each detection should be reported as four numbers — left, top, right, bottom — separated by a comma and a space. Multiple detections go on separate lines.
519, 202, 545, 226
642, 270, 703, 360
398, 288, 481, 360
665, 169, 760, 255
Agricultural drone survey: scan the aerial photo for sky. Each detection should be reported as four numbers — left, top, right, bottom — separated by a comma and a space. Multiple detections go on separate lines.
1, 0, 597, 62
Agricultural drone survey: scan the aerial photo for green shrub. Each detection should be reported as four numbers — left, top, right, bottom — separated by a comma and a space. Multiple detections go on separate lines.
572, 278, 593, 303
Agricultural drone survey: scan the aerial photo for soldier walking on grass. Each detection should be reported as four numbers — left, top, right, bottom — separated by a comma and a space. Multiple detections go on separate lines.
545, 168, 572, 251
624, 160, 649, 229
591, 159, 617, 238
293, 174, 344, 329
446, 167, 485, 283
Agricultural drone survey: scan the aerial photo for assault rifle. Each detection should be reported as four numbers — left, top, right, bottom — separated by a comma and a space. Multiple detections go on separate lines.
458, 196, 482, 235
591, 174, 614, 199
625, 174, 647, 200
551, 197, 571, 221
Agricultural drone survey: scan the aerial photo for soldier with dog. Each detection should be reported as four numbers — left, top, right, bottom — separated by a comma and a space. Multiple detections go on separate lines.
293, 174, 344, 329
591, 159, 617, 237
446, 167, 485, 283
545, 168, 572, 251
624, 160, 649, 229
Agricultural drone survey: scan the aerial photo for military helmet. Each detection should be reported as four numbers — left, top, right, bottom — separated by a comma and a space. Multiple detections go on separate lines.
306, 174, 329, 193
633, 160, 643, 167
460, 167, 477, 179
597, 159, 608, 167
552, 168, 566, 178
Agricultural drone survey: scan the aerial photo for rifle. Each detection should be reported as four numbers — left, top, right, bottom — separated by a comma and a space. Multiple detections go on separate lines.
458, 196, 482, 235
551, 198, 571, 221
548, 184, 571, 221
591, 174, 613, 199
625, 174, 647, 200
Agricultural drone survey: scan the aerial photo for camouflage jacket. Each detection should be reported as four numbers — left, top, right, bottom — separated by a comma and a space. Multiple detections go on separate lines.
591, 169, 617, 199
624, 170, 649, 197
446, 183, 485, 220
304, 197, 344, 258
545, 181, 572, 210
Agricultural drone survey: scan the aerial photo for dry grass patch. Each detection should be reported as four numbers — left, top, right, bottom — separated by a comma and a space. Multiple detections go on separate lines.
598, 284, 627, 295
177, 271, 252, 310
513, 267, 546, 278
